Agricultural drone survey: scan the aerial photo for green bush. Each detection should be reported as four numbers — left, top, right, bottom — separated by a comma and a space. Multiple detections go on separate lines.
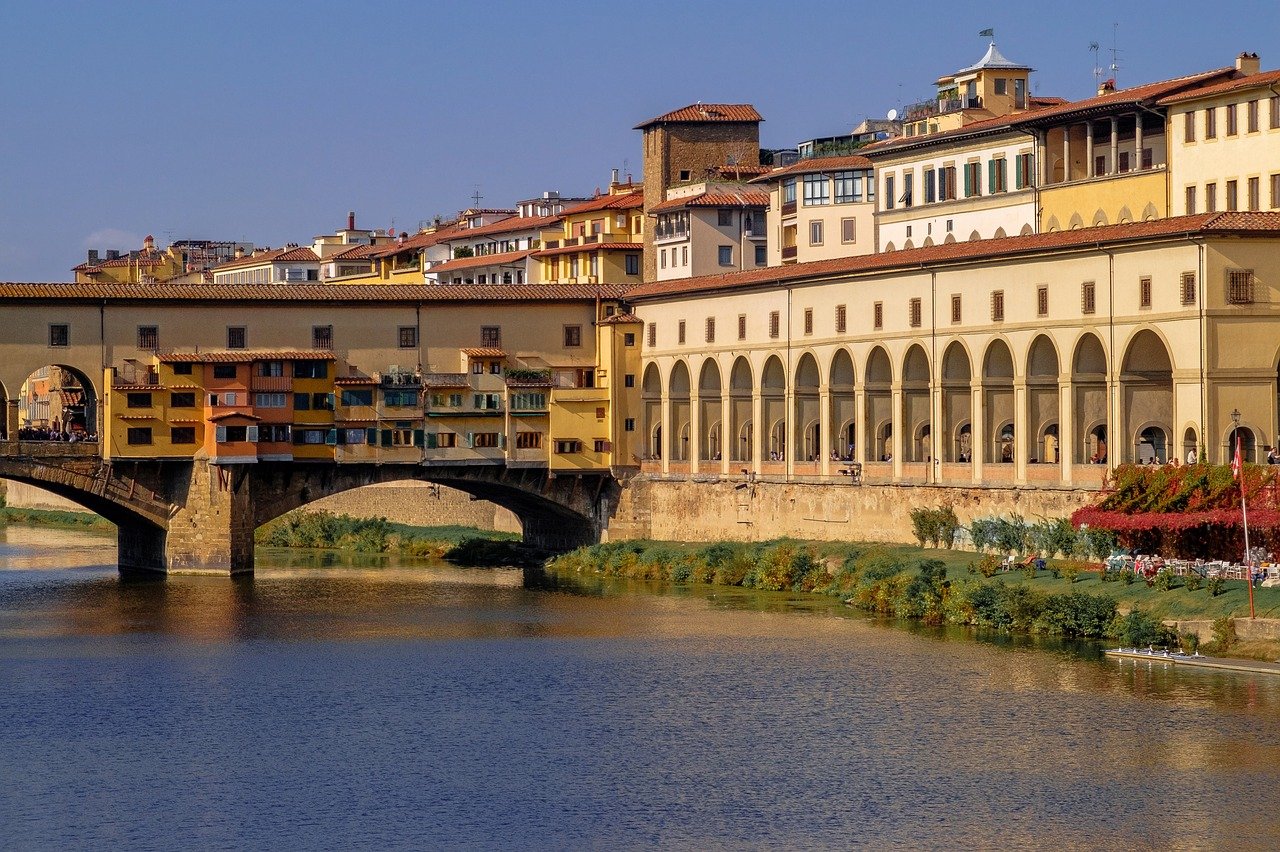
1116, 609, 1164, 647
1211, 616, 1237, 650
1061, 563, 1080, 584
1153, 571, 1176, 592
1180, 632, 1201, 654
1208, 577, 1224, 597
1184, 573, 1204, 592
1120, 569, 1136, 586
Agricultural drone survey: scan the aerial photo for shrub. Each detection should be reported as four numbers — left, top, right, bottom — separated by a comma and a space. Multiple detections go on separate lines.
975, 554, 1001, 578
1153, 571, 1176, 592
1038, 591, 1117, 637
1184, 573, 1204, 592
1211, 616, 1237, 650
1116, 609, 1163, 647
1120, 569, 1136, 586
1060, 563, 1080, 584
1208, 577, 1224, 597
1179, 632, 1201, 655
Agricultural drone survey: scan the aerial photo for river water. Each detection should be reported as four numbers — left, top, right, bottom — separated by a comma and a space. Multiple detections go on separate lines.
3, 524, 1280, 850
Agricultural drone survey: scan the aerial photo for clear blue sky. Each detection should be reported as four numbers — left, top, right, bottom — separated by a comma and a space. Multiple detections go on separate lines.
1, 0, 1275, 280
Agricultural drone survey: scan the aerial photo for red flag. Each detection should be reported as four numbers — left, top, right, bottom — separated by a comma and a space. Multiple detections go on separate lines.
1232, 434, 1243, 480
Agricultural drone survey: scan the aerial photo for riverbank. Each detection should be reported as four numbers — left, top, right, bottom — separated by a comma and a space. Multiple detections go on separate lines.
0, 506, 114, 533
547, 539, 1280, 660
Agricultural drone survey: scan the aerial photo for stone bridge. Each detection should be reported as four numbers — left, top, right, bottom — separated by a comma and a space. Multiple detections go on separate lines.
0, 442, 618, 575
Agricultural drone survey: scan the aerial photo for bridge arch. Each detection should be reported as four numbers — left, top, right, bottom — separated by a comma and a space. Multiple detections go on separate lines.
14, 363, 99, 439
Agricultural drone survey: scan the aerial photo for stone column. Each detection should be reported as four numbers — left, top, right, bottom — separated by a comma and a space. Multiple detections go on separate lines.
1134, 113, 1144, 170
891, 385, 904, 481
1059, 378, 1073, 485
819, 387, 831, 477
720, 383, 732, 477
1014, 379, 1029, 485
971, 381, 985, 484
1109, 117, 1119, 176
659, 392, 671, 475
689, 381, 701, 475
930, 382, 943, 483
4, 399, 18, 440
1085, 122, 1094, 178
751, 389, 763, 474
855, 390, 867, 466
1062, 129, 1071, 184
784, 381, 795, 481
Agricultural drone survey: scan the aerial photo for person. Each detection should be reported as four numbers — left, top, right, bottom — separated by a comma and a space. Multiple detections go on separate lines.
1186, 447, 1198, 465
1268, 446, 1280, 465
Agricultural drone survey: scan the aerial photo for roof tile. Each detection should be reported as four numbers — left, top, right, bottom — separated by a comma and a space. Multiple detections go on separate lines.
635, 103, 763, 129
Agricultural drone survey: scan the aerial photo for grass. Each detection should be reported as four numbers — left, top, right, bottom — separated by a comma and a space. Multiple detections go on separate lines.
0, 506, 114, 533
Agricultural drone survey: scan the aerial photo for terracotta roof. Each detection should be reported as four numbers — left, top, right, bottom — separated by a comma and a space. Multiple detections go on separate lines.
209, 411, 262, 422
327, 243, 384, 260
531, 242, 643, 258
749, 154, 874, 181
1158, 68, 1280, 105
0, 282, 628, 303
598, 312, 642, 325
333, 375, 377, 385
367, 225, 467, 259
214, 246, 320, 271
708, 163, 773, 179
427, 250, 534, 275
635, 103, 763, 129
423, 373, 469, 388
156, 350, 337, 363
648, 190, 769, 213
461, 347, 505, 358
861, 112, 1031, 157
626, 212, 1280, 301
112, 384, 166, 392
1028, 96, 1068, 108
1011, 67, 1236, 126
561, 190, 644, 215
445, 214, 562, 241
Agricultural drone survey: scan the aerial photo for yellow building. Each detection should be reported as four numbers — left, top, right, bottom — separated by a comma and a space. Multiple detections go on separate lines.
536, 181, 645, 286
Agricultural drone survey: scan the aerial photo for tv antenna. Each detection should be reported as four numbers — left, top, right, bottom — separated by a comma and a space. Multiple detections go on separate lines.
470, 186, 483, 207
1109, 22, 1122, 87
1090, 41, 1102, 88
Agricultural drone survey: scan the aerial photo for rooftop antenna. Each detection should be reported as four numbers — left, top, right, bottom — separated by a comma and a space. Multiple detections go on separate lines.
1090, 41, 1103, 89
471, 186, 483, 208
1109, 22, 1122, 87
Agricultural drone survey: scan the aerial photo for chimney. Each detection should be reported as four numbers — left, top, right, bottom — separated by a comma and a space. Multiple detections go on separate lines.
234, 247, 245, 259
610, 168, 620, 188
1237, 52, 1260, 75
347, 211, 356, 231
1097, 78, 1116, 96
87, 249, 99, 263
106, 249, 120, 260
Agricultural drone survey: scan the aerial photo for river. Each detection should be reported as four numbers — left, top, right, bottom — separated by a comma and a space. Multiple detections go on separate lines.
3, 524, 1280, 850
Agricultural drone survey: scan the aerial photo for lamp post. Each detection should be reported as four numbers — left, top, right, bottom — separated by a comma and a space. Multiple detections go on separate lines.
1231, 408, 1257, 618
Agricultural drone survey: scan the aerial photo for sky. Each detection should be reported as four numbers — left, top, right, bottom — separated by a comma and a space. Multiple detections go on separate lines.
0, 0, 1276, 281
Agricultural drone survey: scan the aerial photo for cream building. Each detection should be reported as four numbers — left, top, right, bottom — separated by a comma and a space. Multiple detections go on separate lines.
626, 213, 1280, 487
751, 154, 877, 265
649, 181, 768, 280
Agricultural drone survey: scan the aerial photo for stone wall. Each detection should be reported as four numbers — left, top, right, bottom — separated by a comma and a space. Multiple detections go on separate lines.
302, 482, 521, 533
605, 475, 1094, 545
1, 481, 90, 512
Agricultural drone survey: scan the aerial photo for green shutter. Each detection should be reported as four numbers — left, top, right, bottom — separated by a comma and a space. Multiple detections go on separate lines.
466, 431, 475, 448
963, 165, 972, 197
426, 432, 438, 449
1014, 155, 1024, 189
325, 429, 337, 446
366, 427, 377, 445
987, 159, 995, 194
380, 429, 392, 448
413, 429, 424, 448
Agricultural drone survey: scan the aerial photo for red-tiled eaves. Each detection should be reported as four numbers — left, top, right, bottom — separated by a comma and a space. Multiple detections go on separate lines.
648, 190, 769, 213
531, 242, 643, 259
561, 191, 644, 215
461, 347, 505, 358
333, 375, 377, 385
0, 282, 629, 303
1158, 68, 1280, 105
445, 214, 562, 240
861, 113, 1032, 157
368, 225, 467, 259
327, 243, 385, 260
749, 154, 874, 181
156, 350, 337, 363
1011, 67, 1236, 126
597, 312, 642, 325
213, 246, 320, 271
209, 411, 262, 422
634, 103, 763, 129
427, 249, 533, 275
625, 212, 1280, 301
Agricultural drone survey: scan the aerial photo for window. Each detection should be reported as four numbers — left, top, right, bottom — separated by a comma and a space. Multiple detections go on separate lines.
312, 325, 333, 350
809, 220, 823, 246
705, 317, 715, 343
137, 325, 158, 350
902, 171, 913, 207
1227, 269, 1255, 305
802, 173, 829, 205
473, 393, 502, 410
883, 174, 895, 210
924, 168, 937, 203
1272, 95, 1280, 129
840, 218, 856, 244
1139, 276, 1152, 309
647, 323, 656, 347
782, 178, 796, 204
256, 392, 287, 408
738, 314, 747, 340
660, 249, 667, 269
1094, 154, 1106, 177
311, 392, 333, 411
624, 332, 636, 347
677, 320, 686, 345
718, 245, 733, 265
963, 162, 981, 197
258, 361, 283, 377
940, 166, 957, 201
1184, 111, 1196, 143
951, 294, 962, 324
1037, 285, 1049, 317
340, 389, 372, 406
1205, 106, 1217, 139
398, 326, 418, 348
554, 438, 581, 454
171, 392, 195, 408
293, 393, 311, 411
171, 427, 196, 445
227, 326, 246, 349
803, 308, 813, 335
1248, 99, 1259, 133
678, 169, 691, 182
49, 324, 68, 347
1181, 272, 1197, 306
625, 254, 639, 275
1015, 153, 1033, 190
873, 302, 883, 330
383, 390, 417, 407
293, 360, 327, 379
718, 208, 733, 226
172, 362, 193, 375
1206, 182, 1218, 212
563, 325, 582, 347
1273, 174, 1280, 209
126, 392, 152, 408
1185, 185, 1197, 214
991, 291, 1005, 322
480, 326, 501, 348
593, 439, 609, 453
624, 373, 635, 388
1226, 103, 1238, 136
1227, 180, 1239, 211
126, 427, 152, 445
515, 431, 542, 449
835, 304, 847, 334
1248, 177, 1260, 211
994, 77, 1008, 95
1082, 281, 1096, 314
833, 171, 861, 203
755, 245, 766, 265
988, 158, 1007, 193
909, 298, 922, 328
768, 311, 780, 339
624, 418, 636, 432
212, 364, 237, 379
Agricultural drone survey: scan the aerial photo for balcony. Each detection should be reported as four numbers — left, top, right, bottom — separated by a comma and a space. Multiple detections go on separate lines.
251, 376, 292, 392
781, 245, 797, 261
781, 201, 797, 217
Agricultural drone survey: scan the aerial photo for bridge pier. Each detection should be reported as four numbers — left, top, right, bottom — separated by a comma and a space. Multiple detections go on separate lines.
159, 460, 256, 575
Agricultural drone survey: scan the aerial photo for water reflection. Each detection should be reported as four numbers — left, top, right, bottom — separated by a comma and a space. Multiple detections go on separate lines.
3, 527, 1280, 848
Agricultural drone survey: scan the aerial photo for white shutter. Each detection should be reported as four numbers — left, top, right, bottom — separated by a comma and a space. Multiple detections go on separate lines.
246, 425, 259, 442
215, 425, 227, 443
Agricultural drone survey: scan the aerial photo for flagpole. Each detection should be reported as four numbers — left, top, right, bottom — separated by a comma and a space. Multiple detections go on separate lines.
1232, 412, 1256, 619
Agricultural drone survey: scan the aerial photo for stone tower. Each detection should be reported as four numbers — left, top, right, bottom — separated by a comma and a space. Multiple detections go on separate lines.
635, 104, 762, 280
